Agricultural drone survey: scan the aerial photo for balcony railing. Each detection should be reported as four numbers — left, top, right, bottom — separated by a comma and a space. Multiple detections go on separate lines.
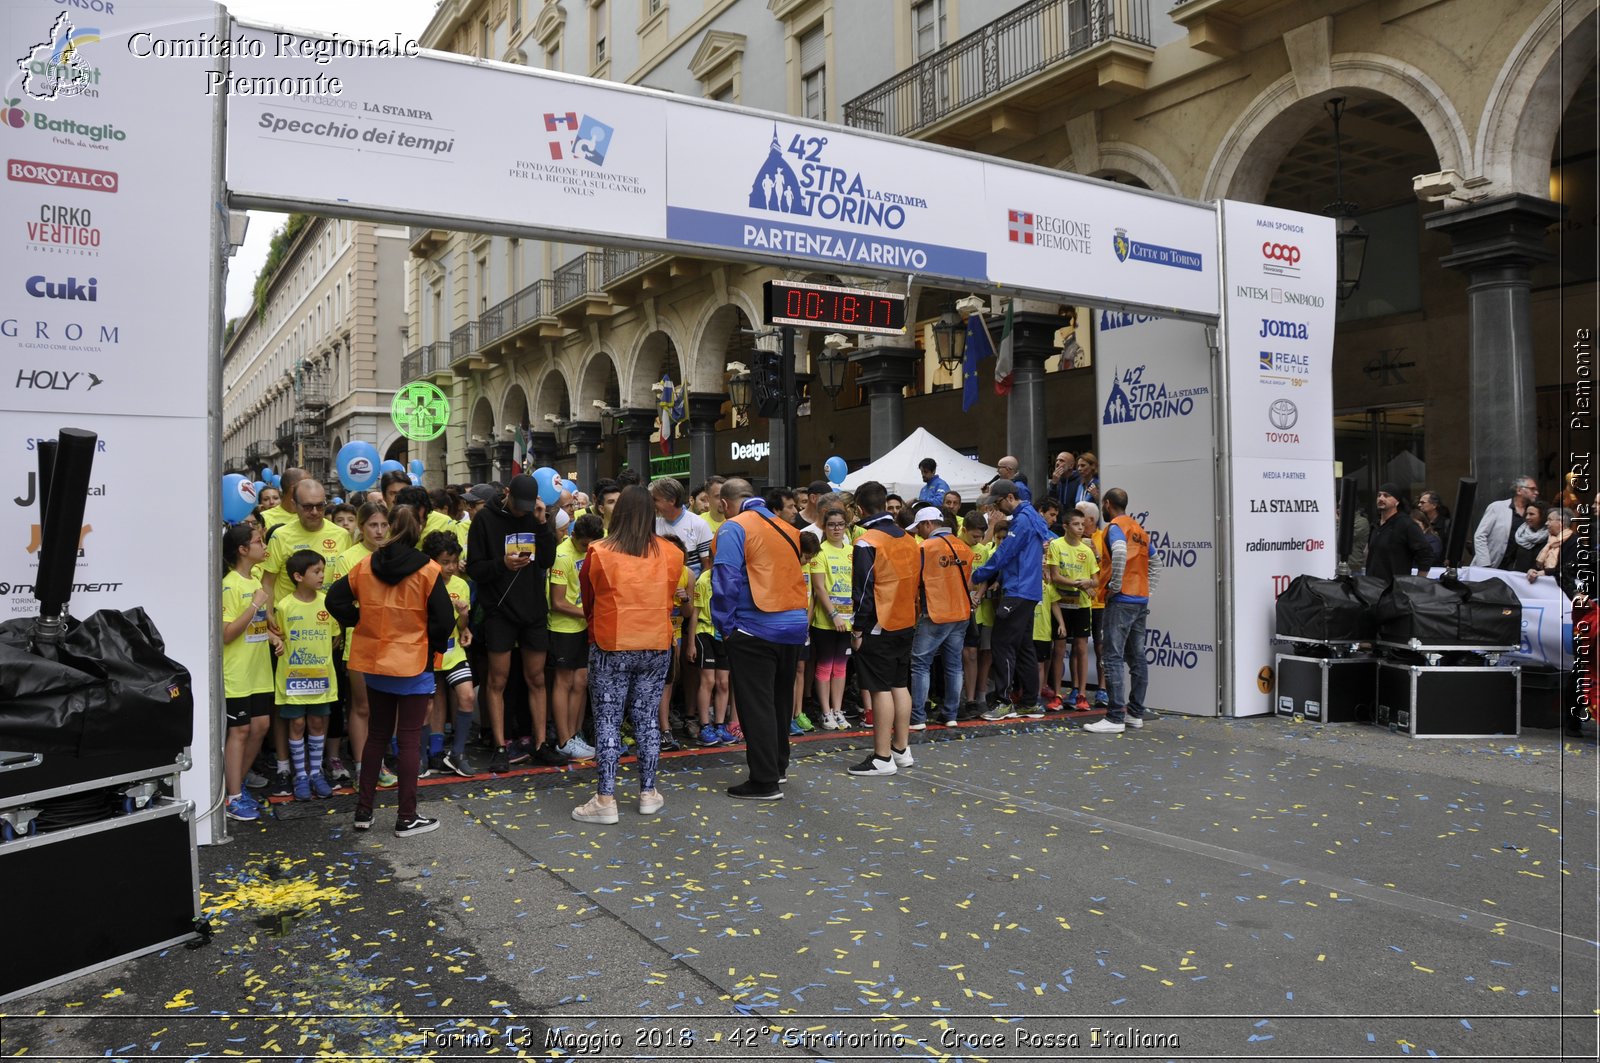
479, 278, 555, 348
553, 251, 607, 311
274, 418, 297, 450
401, 341, 446, 383
843, 0, 1151, 137
245, 439, 272, 465
449, 321, 481, 367
601, 247, 665, 284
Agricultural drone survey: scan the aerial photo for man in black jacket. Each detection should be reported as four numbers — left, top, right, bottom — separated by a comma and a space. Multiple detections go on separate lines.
1366, 482, 1434, 581
466, 474, 568, 771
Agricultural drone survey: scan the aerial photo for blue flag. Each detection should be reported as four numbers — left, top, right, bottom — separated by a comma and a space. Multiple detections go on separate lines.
962, 312, 994, 412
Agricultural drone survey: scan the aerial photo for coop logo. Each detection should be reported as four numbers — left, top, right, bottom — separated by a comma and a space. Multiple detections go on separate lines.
25, 274, 96, 301
1261, 241, 1301, 277
16, 14, 103, 101
1258, 350, 1309, 387
1102, 364, 1208, 425
544, 111, 614, 166
1130, 509, 1210, 570
1006, 209, 1091, 253
1145, 626, 1212, 670
1111, 227, 1204, 271
730, 439, 771, 462
26, 203, 101, 253
15, 367, 101, 391
3, 316, 120, 352
7, 157, 116, 191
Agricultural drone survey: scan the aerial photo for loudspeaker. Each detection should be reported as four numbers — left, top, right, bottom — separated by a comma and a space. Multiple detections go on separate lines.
34, 428, 98, 621
1444, 478, 1476, 568
1336, 477, 1357, 562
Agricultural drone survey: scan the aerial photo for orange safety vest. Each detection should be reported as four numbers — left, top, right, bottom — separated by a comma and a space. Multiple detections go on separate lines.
1092, 529, 1112, 607
1109, 514, 1151, 599
729, 510, 809, 613
920, 533, 975, 625
858, 525, 921, 632
585, 539, 679, 651
345, 555, 442, 677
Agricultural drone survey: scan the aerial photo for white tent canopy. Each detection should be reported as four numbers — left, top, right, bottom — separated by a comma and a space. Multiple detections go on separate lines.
838, 427, 995, 503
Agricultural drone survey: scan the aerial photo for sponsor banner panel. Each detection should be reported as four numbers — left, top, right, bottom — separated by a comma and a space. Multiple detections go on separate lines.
1093, 458, 1218, 717
665, 109, 988, 281
1220, 201, 1336, 463
983, 166, 1219, 317
1092, 312, 1213, 466
226, 26, 668, 242
2, 8, 216, 419
1230, 454, 1339, 716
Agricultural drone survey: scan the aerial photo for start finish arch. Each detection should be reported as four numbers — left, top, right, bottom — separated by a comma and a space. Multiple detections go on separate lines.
0, 1, 1334, 845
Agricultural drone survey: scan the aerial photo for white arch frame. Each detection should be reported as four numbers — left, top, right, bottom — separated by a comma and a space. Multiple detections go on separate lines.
1093, 143, 1182, 198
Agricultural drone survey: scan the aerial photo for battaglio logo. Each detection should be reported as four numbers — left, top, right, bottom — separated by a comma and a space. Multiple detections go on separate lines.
1102, 364, 1208, 425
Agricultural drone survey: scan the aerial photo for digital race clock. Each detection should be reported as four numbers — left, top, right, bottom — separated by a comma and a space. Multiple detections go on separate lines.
761, 280, 907, 336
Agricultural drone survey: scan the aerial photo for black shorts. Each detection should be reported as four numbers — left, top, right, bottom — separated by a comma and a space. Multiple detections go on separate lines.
548, 629, 589, 670
1062, 608, 1092, 640
964, 620, 981, 648
436, 662, 475, 689
1034, 639, 1052, 661
855, 628, 914, 693
226, 692, 273, 728
482, 612, 551, 655
695, 632, 727, 670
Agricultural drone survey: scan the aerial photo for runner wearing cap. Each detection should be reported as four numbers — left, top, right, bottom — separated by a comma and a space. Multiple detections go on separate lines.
909, 506, 973, 729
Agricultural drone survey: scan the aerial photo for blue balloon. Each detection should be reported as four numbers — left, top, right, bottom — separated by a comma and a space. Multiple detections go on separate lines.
825, 455, 847, 484
531, 466, 562, 506
269, 473, 281, 488
379, 459, 405, 475
252, 480, 266, 498
337, 441, 382, 491
260, 466, 273, 482
331, 497, 343, 506
409, 458, 425, 477
222, 473, 257, 524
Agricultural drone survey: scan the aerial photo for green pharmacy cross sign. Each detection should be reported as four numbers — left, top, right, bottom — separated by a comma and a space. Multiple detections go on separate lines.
391, 382, 450, 441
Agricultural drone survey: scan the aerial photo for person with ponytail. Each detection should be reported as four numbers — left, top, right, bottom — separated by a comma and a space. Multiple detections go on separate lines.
329, 502, 393, 788
326, 505, 456, 837
571, 486, 682, 824
221, 523, 279, 822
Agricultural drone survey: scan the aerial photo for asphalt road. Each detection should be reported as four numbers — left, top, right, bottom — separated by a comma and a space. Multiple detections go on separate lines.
4, 714, 1597, 1062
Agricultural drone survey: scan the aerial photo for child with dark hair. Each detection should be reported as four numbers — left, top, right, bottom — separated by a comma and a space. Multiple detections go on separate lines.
421, 531, 478, 776
550, 514, 604, 762
273, 549, 341, 801
221, 524, 278, 821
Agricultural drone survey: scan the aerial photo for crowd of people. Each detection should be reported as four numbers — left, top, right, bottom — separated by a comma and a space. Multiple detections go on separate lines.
220, 453, 1157, 835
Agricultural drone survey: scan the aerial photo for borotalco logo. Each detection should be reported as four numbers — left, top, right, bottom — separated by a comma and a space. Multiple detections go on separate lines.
26, 274, 96, 301
730, 439, 771, 462
28, 203, 100, 250
7, 157, 117, 192
1258, 317, 1308, 340
1102, 364, 1208, 425
1144, 626, 1212, 669
1266, 397, 1301, 444
1261, 241, 1301, 277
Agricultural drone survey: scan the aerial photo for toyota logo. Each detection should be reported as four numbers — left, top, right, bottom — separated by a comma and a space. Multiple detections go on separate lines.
1268, 398, 1299, 430
1262, 242, 1301, 265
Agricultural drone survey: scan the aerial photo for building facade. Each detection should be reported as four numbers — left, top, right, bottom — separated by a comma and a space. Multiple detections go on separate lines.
403, 0, 1595, 515
223, 219, 410, 487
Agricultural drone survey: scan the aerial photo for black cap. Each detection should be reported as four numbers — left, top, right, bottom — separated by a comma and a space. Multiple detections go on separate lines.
1378, 481, 1408, 509
466, 483, 498, 504
508, 474, 540, 506
977, 478, 1018, 507
807, 479, 832, 497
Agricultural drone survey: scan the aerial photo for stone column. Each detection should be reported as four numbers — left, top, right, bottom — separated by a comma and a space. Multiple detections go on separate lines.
1426, 194, 1560, 524
568, 421, 603, 494
493, 439, 515, 483
1004, 306, 1071, 494
617, 408, 657, 481
687, 392, 727, 488
528, 430, 558, 471
850, 347, 921, 460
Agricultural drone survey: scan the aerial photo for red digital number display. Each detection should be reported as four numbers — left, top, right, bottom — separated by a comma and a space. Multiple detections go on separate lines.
763, 281, 907, 336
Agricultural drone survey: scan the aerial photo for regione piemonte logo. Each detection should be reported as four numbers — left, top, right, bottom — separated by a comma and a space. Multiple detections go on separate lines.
545, 112, 613, 167
1007, 209, 1092, 253
1007, 209, 1035, 244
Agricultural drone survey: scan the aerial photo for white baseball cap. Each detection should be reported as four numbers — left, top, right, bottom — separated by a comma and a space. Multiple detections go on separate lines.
912, 506, 944, 525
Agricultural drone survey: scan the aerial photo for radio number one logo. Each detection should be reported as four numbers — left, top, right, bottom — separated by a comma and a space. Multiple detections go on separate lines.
392, 381, 449, 441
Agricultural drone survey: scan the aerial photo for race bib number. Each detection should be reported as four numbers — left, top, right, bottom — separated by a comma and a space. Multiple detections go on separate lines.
830, 594, 853, 620
285, 667, 330, 697
245, 608, 270, 643
505, 533, 537, 556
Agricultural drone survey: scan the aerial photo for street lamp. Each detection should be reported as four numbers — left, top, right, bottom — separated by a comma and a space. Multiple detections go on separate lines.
545, 412, 573, 451
931, 307, 967, 373
1323, 97, 1369, 301
726, 362, 754, 413
816, 334, 851, 397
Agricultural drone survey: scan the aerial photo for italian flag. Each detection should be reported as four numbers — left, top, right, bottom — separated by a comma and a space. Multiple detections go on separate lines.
993, 300, 1015, 395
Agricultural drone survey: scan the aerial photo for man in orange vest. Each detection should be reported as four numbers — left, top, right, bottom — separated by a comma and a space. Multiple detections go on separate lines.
847, 481, 923, 776
909, 506, 974, 729
1084, 488, 1152, 734
711, 477, 810, 800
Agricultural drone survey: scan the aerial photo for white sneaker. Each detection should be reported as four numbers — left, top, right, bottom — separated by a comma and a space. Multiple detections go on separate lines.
848, 754, 898, 776
559, 737, 596, 760
890, 747, 914, 768
1083, 718, 1126, 734
1124, 715, 1145, 730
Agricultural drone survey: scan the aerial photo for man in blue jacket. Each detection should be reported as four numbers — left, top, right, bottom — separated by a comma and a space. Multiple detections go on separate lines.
916, 458, 952, 507
969, 478, 1049, 720
711, 477, 809, 800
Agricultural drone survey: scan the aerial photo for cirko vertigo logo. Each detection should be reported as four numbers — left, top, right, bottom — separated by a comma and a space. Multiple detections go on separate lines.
27, 203, 100, 252
7, 157, 116, 191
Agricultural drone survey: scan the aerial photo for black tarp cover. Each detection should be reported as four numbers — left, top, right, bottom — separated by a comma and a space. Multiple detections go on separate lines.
1375, 575, 1523, 648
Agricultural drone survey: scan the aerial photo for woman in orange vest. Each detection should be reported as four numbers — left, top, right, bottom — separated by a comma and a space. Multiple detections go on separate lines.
572, 486, 682, 824
326, 505, 456, 837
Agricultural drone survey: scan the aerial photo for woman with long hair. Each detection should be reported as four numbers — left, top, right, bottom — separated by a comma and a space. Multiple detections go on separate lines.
1074, 453, 1101, 506
329, 502, 393, 788
572, 486, 681, 824
326, 504, 456, 836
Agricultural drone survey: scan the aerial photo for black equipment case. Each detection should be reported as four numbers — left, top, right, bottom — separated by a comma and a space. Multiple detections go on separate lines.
1274, 653, 1379, 723
1375, 661, 1521, 738
1375, 575, 1522, 652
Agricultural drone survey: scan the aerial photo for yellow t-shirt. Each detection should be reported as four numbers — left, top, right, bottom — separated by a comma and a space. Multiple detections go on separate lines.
438, 574, 471, 671
670, 564, 693, 642
259, 504, 293, 532
419, 509, 464, 552
1033, 580, 1060, 643
971, 541, 997, 627
221, 570, 274, 698
273, 591, 341, 705
704, 509, 724, 533
1046, 536, 1099, 610
548, 538, 586, 635
264, 520, 352, 600
694, 568, 717, 637
808, 538, 853, 630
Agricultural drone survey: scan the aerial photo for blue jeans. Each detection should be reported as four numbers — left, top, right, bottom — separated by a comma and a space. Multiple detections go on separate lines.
910, 616, 966, 722
1101, 599, 1148, 723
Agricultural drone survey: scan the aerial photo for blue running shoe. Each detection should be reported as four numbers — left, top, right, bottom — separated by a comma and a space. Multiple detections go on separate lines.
309, 772, 333, 799
292, 773, 311, 801
715, 724, 738, 745
1094, 689, 1109, 707
699, 724, 721, 747
225, 794, 259, 822
789, 719, 805, 736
